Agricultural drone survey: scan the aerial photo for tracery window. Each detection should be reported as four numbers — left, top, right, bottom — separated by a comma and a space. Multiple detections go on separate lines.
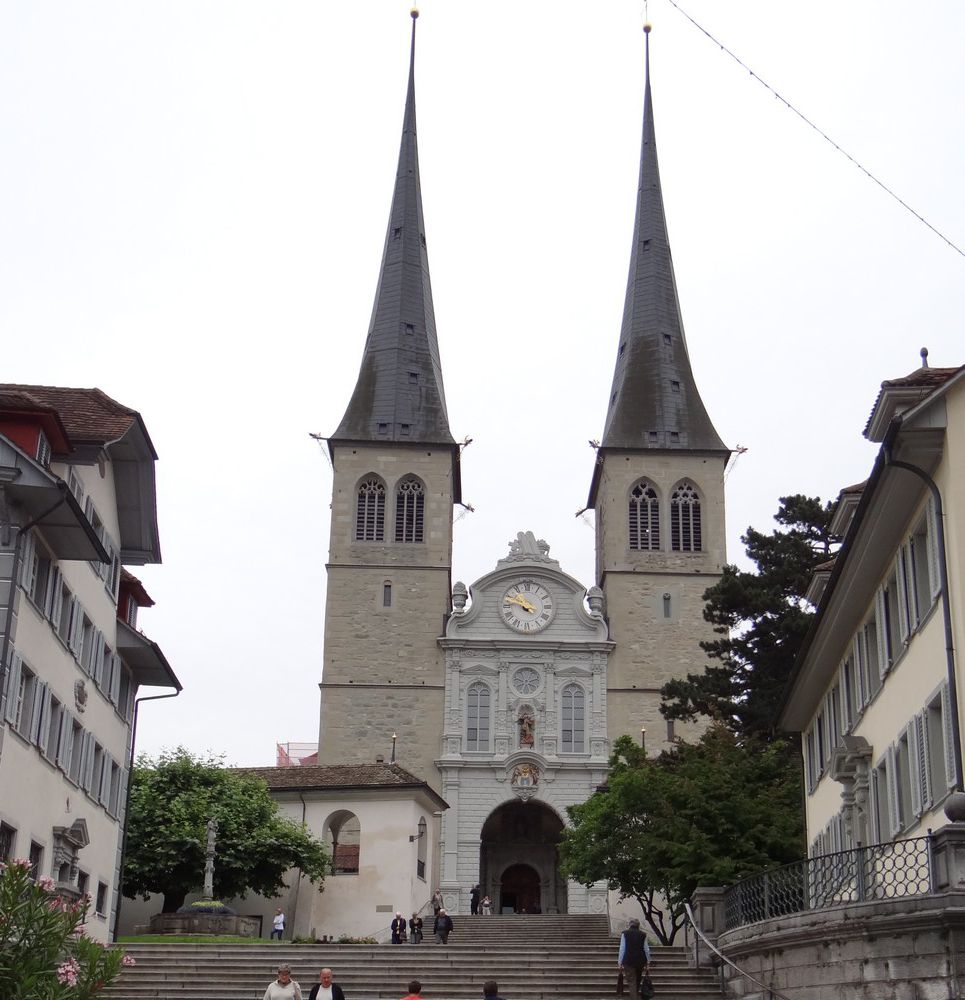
670, 481, 702, 552
466, 682, 491, 751
629, 481, 660, 551
395, 477, 425, 543
356, 477, 385, 541
561, 684, 585, 753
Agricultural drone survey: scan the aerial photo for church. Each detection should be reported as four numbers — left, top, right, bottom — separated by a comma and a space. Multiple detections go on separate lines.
306, 10, 726, 931
121, 14, 729, 940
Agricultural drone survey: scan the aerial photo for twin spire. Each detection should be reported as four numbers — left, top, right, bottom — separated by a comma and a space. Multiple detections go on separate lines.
334, 18, 724, 463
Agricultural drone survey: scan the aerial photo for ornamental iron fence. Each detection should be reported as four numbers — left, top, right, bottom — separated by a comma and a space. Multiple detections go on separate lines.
724, 835, 933, 930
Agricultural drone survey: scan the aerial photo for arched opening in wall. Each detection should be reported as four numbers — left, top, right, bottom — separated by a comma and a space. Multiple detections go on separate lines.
325, 810, 361, 874
479, 799, 566, 914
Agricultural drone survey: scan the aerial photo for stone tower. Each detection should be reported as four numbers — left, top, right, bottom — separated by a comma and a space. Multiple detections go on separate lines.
589, 28, 729, 753
318, 12, 459, 789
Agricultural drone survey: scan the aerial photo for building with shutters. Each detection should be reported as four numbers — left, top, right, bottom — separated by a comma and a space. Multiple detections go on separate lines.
0, 385, 179, 941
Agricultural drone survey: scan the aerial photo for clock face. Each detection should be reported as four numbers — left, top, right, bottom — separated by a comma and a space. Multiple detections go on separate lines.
501, 580, 554, 634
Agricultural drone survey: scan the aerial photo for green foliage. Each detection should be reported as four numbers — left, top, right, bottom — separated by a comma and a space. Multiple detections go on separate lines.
560, 730, 804, 944
123, 748, 329, 912
661, 494, 837, 739
0, 858, 130, 1000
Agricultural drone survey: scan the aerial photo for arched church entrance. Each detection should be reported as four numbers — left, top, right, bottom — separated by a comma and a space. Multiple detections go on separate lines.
480, 799, 567, 914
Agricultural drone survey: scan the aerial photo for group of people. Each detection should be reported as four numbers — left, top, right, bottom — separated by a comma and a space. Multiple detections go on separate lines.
468, 884, 493, 916
264, 967, 508, 1000
390, 899, 453, 945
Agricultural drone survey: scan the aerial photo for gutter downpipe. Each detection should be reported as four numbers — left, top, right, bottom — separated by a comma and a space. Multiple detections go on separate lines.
112, 687, 182, 942
884, 435, 963, 793
289, 792, 309, 939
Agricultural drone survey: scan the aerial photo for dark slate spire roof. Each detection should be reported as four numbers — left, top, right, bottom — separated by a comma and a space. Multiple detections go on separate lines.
599, 27, 726, 454
331, 11, 454, 447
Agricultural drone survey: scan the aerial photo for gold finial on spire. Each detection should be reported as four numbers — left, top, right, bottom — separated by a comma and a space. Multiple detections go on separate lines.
411, 6, 419, 18
643, 22, 652, 33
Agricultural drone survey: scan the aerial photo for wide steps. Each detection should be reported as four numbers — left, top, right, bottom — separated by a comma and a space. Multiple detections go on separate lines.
108, 916, 720, 1000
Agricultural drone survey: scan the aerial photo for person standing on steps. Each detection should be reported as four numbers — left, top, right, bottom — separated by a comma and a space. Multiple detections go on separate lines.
307, 968, 345, 1000
409, 911, 423, 943
483, 979, 508, 1000
264, 965, 302, 1000
618, 918, 652, 1000
470, 883, 481, 915
431, 888, 443, 915
390, 912, 407, 943
270, 907, 286, 940
481, 894, 493, 916
434, 906, 453, 943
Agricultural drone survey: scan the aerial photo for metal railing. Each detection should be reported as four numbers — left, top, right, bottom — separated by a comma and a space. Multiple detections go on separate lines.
724, 835, 933, 930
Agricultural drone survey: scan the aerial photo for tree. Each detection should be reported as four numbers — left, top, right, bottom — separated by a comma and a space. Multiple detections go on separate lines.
661, 494, 837, 739
0, 856, 133, 999
123, 748, 329, 912
560, 730, 804, 943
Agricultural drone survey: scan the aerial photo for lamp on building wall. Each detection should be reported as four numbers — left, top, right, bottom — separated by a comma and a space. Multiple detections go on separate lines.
391, 732, 397, 763
409, 828, 425, 843
640, 727, 647, 754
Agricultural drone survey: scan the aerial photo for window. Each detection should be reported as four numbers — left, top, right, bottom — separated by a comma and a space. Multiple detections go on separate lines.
383, 582, 392, 608
355, 478, 386, 541
66, 468, 84, 505
804, 728, 818, 793
45, 696, 64, 763
0, 823, 15, 862
466, 682, 491, 751
126, 597, 138, 628
666, 720, 675, 741
815, 710, 827, 775
95, 882, 108, 915
880, 573, 902, 669
395, 477, 425, 543
628, 481, 660, 551
670, 482, 701, 552
29, 841, 44, 880
108, 760, 122, 816
56, 584, 74, 645
561, 684, 586, 753
77, 870, 89, 897
117, 666, 134, 722
68, 718, 84, 783
79, 615, 95, 673
36, 432, 51, 466
27, 543, 52, 611
326, 811, 361, 874
662, 593, 672, 618
841, 655, 856, 731
870, 760, 887, 842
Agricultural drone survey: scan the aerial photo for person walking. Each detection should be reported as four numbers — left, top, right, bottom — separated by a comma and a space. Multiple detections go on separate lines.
431, 889, 443, 915
409, 912, 423, 944
307, 967, 345, 1000
618, 918, 652, 1000
270, 908, 286, 941
399, 980, 423, 1000
263, 964, 302, 1000
390, 912, 407, 944
470, 883, 480, 915
433, 907, 453, 944
482, 979, 508, 999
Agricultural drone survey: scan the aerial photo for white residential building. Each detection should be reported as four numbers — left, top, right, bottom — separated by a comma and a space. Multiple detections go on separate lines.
0, 385, 179, 941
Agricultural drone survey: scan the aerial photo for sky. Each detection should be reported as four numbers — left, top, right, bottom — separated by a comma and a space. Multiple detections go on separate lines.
2, 1, 963, 767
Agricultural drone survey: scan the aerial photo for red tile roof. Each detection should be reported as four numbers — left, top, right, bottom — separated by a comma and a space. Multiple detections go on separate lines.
121, 568, 155, 607
0, 384, 138, 445
233, 762, 431, 791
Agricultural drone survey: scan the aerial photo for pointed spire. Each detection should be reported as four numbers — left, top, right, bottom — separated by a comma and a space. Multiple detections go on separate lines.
332, 9, 454, 446
599, 25, 726, 454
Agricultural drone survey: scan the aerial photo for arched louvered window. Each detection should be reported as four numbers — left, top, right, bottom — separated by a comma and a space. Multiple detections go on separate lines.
629, 481, 660, 551
356, 478, 385, 541
561, 684, 586, 753
395, 477, 425, 543
466, 682, 491, 751
671, 481, 702, 552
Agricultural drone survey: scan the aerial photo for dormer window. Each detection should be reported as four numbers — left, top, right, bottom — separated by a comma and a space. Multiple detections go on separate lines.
36, 432, 51, 467
126, 597, 138, 628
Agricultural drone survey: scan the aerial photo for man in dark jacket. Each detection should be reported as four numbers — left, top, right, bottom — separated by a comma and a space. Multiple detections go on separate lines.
307, 968, 345, 1000
618, 918, 652, 999
433, 907, 454, 944
390, 912, 407, 944
482, 979, 507, 999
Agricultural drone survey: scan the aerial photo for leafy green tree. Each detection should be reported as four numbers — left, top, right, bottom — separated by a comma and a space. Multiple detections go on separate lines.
661, 494, 837, 739
560, 730, 804, 943
123, 748, 328, 912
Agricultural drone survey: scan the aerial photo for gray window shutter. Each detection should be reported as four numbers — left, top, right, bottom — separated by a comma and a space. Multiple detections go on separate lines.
941, 683, 957, 792
19, 532, 35, 589
68, 599, 83, 657
81, 733, 95, 792
869, 766, 881, 842
98, 754, 111, 805
907, 722, 923, 818
91, 632, 104, 685
109, 654, 121, 705
915, 712, 931, 811
895, 552, 910, 642
117, 767, 130, 822
58, 711, 74, 774
48, 569, 62, 627
926, 497, 942, 602
886, 745, 900, 838
853, 636, 866, 708
33, 682, 52, 749
874, 590, 889, 678
3, 654, 22, 724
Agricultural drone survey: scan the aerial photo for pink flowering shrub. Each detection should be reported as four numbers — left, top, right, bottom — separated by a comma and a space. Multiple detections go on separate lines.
0, 859, 130, 999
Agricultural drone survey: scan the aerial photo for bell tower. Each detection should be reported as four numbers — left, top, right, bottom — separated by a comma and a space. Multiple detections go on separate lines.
319, 11, 459, 788
589, 25, 729, 753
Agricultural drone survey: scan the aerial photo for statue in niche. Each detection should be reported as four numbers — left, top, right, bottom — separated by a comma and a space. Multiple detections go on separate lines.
518, 712, 535, 747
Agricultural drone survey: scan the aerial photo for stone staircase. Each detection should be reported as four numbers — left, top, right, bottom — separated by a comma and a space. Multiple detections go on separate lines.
108, 915, 722, 1000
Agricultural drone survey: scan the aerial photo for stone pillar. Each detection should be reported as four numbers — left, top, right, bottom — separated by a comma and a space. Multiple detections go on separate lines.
929, 821, 965, 893
689, 886, 726, 969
